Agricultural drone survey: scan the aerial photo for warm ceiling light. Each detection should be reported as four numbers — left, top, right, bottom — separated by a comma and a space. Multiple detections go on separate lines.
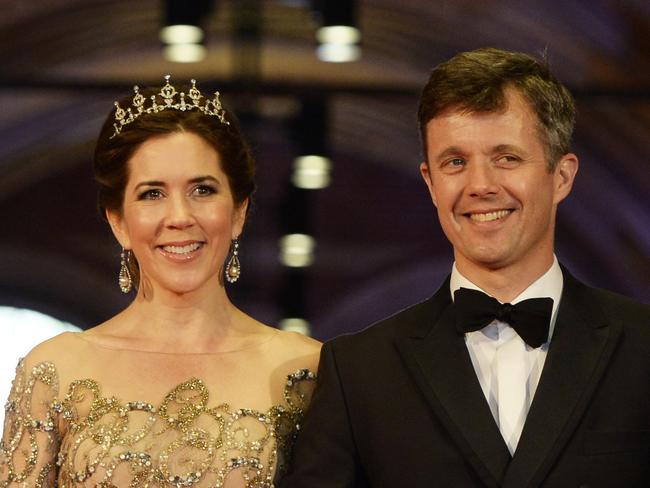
160, 24, 204, 44
279, 233, 316, 267
292, 155, 332, 189
316, 25, 361, 45
316, 43, 361, 63
278, 317, 311, 336
314, 1, 360, 63
163, 44, 207, 63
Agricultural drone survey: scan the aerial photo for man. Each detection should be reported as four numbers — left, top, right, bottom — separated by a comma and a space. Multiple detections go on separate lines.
282, 48, 650, 487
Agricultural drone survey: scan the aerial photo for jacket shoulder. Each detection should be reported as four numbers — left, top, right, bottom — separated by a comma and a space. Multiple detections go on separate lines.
564, 268, 650, 339
588, 286, 650, 324
329, 284, 451, 351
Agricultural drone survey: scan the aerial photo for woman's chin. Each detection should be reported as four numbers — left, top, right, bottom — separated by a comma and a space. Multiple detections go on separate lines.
152, 277, 215, 296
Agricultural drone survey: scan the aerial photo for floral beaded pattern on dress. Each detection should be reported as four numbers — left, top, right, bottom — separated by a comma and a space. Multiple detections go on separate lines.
0, 360, 315, 487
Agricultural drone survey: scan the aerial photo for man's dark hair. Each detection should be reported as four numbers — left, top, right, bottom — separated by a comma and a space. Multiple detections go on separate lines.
418, 47, 576, 169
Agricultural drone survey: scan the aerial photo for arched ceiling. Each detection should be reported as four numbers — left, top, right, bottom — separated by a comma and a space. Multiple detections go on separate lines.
1, 0, 648, 338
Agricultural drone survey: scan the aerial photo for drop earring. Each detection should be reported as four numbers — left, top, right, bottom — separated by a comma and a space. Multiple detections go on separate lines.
225, 238, 241, 283
119, 248, 133, 293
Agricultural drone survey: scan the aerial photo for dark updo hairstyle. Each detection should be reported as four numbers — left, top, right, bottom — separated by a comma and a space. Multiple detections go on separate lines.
94, 83, 256, 288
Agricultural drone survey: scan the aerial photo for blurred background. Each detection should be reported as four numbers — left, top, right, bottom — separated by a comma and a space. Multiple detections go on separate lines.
1, 0, 649, 361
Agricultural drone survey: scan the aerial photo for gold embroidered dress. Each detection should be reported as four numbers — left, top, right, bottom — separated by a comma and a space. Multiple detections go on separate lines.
0, 333, 315, 487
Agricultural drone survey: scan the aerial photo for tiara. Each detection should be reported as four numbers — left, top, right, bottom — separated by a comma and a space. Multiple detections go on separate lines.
111, 75, 230, 138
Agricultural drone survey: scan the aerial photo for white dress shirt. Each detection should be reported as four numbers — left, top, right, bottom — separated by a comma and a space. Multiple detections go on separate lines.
450, 257, 563, 454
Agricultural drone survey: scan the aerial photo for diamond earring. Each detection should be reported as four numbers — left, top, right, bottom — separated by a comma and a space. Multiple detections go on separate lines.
225, 239, 241, 283
119, 248, 133, 293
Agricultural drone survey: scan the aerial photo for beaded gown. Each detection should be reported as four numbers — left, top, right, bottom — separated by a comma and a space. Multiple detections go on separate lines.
0, 332, 316, 488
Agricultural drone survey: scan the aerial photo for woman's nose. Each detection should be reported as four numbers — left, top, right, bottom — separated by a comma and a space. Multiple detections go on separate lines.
165, 196, 194, 229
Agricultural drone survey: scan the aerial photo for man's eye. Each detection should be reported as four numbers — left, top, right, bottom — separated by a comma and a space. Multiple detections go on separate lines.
444, 158, 465, 168
138, 189, 163, 200
497, 155, 520, 165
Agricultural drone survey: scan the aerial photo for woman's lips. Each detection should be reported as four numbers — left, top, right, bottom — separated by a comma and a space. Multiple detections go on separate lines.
157, 242, 205, 260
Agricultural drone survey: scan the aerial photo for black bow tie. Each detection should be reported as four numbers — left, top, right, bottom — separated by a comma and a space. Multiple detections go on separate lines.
453, 287, 553, 348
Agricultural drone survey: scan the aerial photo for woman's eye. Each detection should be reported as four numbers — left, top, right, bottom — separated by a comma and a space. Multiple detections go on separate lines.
138, 189, 163, 200
192, 185, 216, 196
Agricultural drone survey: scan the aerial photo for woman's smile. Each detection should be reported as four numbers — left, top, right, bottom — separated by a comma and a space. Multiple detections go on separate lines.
157, 241, 206, 261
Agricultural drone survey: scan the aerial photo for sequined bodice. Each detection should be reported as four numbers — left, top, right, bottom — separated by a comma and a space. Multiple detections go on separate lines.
0, 360, 315, 487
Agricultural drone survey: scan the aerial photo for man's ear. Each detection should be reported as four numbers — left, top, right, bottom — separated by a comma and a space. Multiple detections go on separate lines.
553, 153, 579, 205
420, 161, 438, 208
106, 209, 131, 249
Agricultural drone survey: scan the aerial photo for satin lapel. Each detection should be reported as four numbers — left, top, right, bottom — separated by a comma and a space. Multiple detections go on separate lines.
396, 297, 511, 487
502, 272, 622, 488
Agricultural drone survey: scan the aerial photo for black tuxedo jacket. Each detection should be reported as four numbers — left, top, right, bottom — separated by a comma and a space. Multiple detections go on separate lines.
282, 269, 650, 487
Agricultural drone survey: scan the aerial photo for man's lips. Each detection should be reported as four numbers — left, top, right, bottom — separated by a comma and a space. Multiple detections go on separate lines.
464, 209, 514, 222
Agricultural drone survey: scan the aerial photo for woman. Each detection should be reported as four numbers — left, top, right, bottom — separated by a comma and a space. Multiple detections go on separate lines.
0, 77, 320, 487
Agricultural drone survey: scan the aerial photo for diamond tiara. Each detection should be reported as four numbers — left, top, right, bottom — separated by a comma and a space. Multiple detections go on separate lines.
111, 75, 230, 138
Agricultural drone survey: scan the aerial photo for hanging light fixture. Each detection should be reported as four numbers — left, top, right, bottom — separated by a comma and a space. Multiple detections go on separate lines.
160, 0, 214, 63
314, 0, 361, 63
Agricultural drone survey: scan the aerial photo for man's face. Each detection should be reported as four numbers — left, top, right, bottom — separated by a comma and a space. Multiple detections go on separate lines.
420, 88, 577, 275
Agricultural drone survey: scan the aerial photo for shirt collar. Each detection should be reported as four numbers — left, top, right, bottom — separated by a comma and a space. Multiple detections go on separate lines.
450, 256, 563, 339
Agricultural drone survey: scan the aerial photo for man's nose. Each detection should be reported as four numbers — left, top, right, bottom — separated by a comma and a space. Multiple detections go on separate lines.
466, 162, 499, 197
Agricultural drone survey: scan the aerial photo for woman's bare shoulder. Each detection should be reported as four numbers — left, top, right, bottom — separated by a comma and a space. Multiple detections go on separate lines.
19, 331, 90, 380
242, 312, 321, 364
269, 329, 321, 374
22, 331, 76, 362
276, 328, 321, 353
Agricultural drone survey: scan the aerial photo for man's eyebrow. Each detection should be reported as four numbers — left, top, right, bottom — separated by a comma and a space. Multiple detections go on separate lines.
434, 146, 467, 161
492, 144, 528, 154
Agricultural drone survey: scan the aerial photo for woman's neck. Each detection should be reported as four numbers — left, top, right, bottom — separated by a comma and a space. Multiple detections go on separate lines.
102, 279, 260, 353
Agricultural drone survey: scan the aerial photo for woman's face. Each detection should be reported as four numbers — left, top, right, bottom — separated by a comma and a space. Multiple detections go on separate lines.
107, 131, 246, 295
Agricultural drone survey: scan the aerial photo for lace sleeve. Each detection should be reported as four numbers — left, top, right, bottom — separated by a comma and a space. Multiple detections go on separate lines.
273, 369, 317, 480
0, 360, 61, 487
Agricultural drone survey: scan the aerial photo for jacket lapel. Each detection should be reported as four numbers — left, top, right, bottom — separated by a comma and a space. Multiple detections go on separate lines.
502, 270, 622, 487
396, 283, 511, 487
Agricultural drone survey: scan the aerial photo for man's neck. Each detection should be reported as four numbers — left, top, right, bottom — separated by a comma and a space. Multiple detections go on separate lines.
454, 254, 555, 303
